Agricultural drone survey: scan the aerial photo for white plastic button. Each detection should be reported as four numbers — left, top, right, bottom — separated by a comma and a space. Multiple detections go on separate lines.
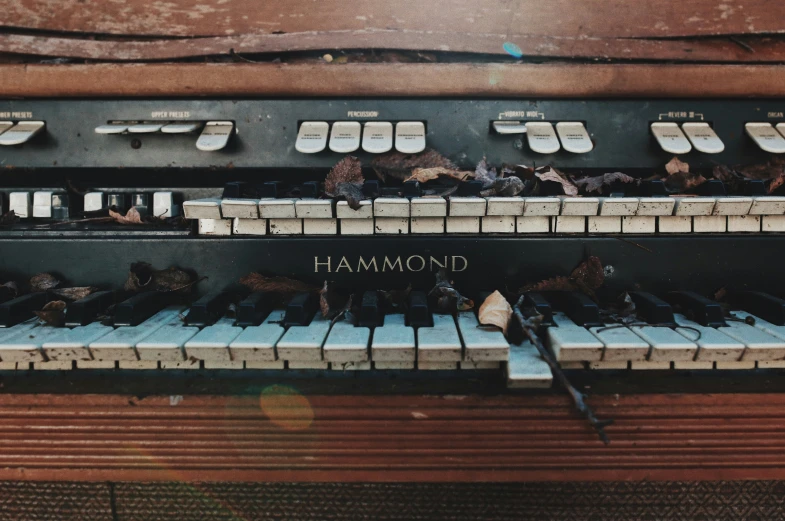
682, 122, 724, 154
295, 121, 329, 154
0, 121, 45, 146
0, 121, 13, 135
492, 121, 527, 134
525, 122, 560, 154
555, 122, 593, 154
161, 122, 202, 134
329, 121, 361, 153
127, 122, 164, 133
196, 121, 234, 151
8, 192, 31, 218
361, 122, 394, 154
94, 123, 129, 134
32, 191, 53, 218
395, 122, 426, 154
651, 122, 692, 155
745, 123, 785, 154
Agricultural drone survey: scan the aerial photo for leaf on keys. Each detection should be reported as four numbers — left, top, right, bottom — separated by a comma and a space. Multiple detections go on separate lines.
324, 156, 363, 195
34, 300, 66, 326
109, 207, 144, 225
712, 165, 744, 193
474, 157, 499, 188
428, 269, 474, 313
480, 176, 524, 197
478, 291, 513, 335
51, 286, 98, 301
519, 256, 605, 299
534, 166, 578, 196
319, 281, 350, 319
380, 284, 412, 311
404, 167, 474, 184
239, 273, 318, 299
663, 157, 706, 192
0, 210, 18, 225
125, 262, 196, 294
372, 149, 456, 181
0, 281, 18, 303
30, 273, 60, 292
333, 182, 365, 210
737, 157, 785, 194
572, 172, 639, 194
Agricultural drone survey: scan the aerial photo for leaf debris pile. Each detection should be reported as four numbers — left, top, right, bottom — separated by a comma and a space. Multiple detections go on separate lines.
124, 262, 198, 294
519, 256, 605, 300
324, 156, 365, 210
34, 300, 66, 326
478, 290, 512, 335
240, 273, 319, 299
428, 269, 474, 313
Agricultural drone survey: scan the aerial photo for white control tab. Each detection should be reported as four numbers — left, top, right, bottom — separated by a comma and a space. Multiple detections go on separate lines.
127, 122, 164, 133
492, 121, 527, 134
525, 122, 560, 154
83, 192, 106, 212
361, 121, 394, 154
682, 122, 724, 154
651, 122, 692, 155
395, 122, 426, 154
328, 121, 361, 153
0, 121, 13, 136
0, 121, 45, 146
746, 123, 785, 154
32, 191, 53, 218
95, 123, 130, 134
9, 192, 31, 218
196, 121, 234, 151
161, 122, 203, 134
555, 122, 593, 154
295, 121, 329, 154
775, 123, 785, 142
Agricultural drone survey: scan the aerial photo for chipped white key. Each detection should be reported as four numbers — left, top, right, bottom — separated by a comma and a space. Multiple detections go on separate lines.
548, 312, 603, 362
374, 197, 410, 217
184, 317, 242, 362
658, 216, 692, 233
268, 219, 302, 235
153, 192, 180, 218
599, 198, 638, 216
746, 122, 785, 154
651, 122, 692, 155
554, 216, 586, 233
561, 198, 599, 216
196, 121, 234, 151
83, 192, 105, 212
446, 216, 479, 233
323, 321, 369, 362
555, 122, 593, 154
42, 322, 113, 362
523, 198, 561, 216
371, 314, 415, 362
303, 218, 337, 234
183, 198, 222, 220
394, 121, 426, 154
9, 192, 31, 218
482, 216, 515, 233
375, 217, 409, 234
417, 314, 462, 362
457, 312, 508, 362
198, 219, 232, 236
517, 216, 551, 233
89, 306, 185, 361
763, 215, 785, 232
94, 123, 129, 134
506, 341, 553, 388
410, 198, 447, 217
276, 314, 331, 361
449, 197, 486, 217
749, 196, 785, 215
486, 197, 524, 216
336, 200, 372, 219
637, 197, 675, 216
588, 216, 621, 233
492, 121, 527, 134
160, 122, 202, 134
411, 217, 444, 233
136, 321, 197, 362
673, 314, 744, 362
728, 215, 760, 232
259, 198, 297, 218
295, 121, 329, 153
622, 216, 655, 233
233, 218, 267, 235
221, 199, 259, 219
674, 197, 716, 216
328, 121, 361, 153
361, 121, 393, 154
295, 199, 334, 219
525, 122, 560, 154
341, 219, 374, 235
630, 325, 697, 362
0, 121, 44, 145
681, 122, 725, 154
229, 310, 285, 362
732, 311, 785, 342
0, 325, 63, 363
713, 197, 753, 216
720, 320, 785, 362
590, 325, 649, 362
32, 191, 53, 218
0, 319, 39, 343
127, 122, 163, 133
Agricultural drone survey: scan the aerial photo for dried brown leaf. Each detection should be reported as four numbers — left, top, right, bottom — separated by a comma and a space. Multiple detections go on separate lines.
325, 156, 363, 195
474, 157, 499, 188
573, 172, 639, 194
371, 149, 456, 181
478, 291, 513, 335
124, 262, 195, 294
520, 275, 576, 293
109, 207, 144, 225
318, 281, 350, 319
737, 157, 785, 181
534, 167, 578, 196
428, 269, 474, 313
519, 256, 604, 296
665, 157, 690, 175
404, 167, 474, 184
480, 176, 524, 197
380, 284, 412, 310
333, 182, 365, 210
0, 210, 18, 225
240, 273, 318, 298
34, 300, 66, 326
712, 165, 744, 193
30, 273, 60, 292
51, 286, 98, 301
663, 157, 707, 192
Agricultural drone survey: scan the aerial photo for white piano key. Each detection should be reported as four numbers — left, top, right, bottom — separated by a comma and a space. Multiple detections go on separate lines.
288, 361, 330, 370
446, 217, 479, 233
588, 216, 621, 233
42, 322, 113, 362
183, 198, 222, 220
160, 359, 201, 370
246, 361, 286, 369
127, 122, 163, 133
507, 340, 553, 389
732, 311, 785, 341
590, 325, 649, 362
589, 361, 629, 370
89, 306, 185, 361
374, 361, 415, 370
0, 362, 17, 370
196, 121, 234, 151
295, 121, 329, 154
673, 314, 745, 362
374, 198, 410, 217
160, 122, 202, 134
548, 312, 603, 362
233, 218, 267, 235
361, 121, 393, 154
713, 197, 753, 216
375, 217, 409, 234
622, 216, 655, 233
630, 325, 697, 362
555, 122, 593, 154
449, 197, 486, 217
276, 314, 331, 361
83, 192, 105, 213
486, 197, 524, 216
153, 191, 179, 218
268, 219, 303, 235
716, 360, 756, 370
630, 360, 671, 370
94, 123, 129, 134
77, 360, 116, 369
418, 361, 458, 370
598, 198, 638, 216
492, 121, 527, 134
720, 321, 785, 361
411, 217, 444, 234
303, 219, 337, 235
727, 215, 761, 232
417, 314, 462, 362
658, 216, 692, 233
328, 121, 361, 153
9, 192, 31, 219
560, 198, 599, 216
198, 219, 232, 236
340, 219, 374, 235
523, 197, 561, 216
259, 198, 297, 218
295, 199, 334, 219
481, 216, 515, 233
202, 360, 244, 369
554, 216, 585, 233
674, 361, 714, 370
394, 121, 426, 154
34, 361, 74, 371
636, 197, 675, 216
746, 122, 785, 154
119, 361, 158, 370
136, 321, 198, 362
516, 216, 551, 233
681, 122, 725, 154
184, 317, 242, 362
221, 199, 259, 219
410, 198, 447, 217
0, 121, 45, 145
526, 122, 560, 154
763, 216, 785, 232
371, 314, 415, 362
336, 200, 372, 219
332, 361, 372, 371
457, 312, 509, 361
460, 361, 501, 370
32, 191, 53, 218
0, 326, 61, 363
323, 321, 370, 362
749, 196, 785, 215
693, 216, 726, 233
651, 122, 692, 154
0, 319, 39, 342
559, 362, 586, 369
758, 360, 785, 369
674, 197, 716, 216
229, 310, 286, 362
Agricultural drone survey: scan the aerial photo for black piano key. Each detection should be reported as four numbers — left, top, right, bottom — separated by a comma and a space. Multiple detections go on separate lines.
300, 181, 319, 199
0, 292, 48, 327
666, 291, 727, 327
521, 292, 554, 326
64, 290, 115, 327
743, 180, 767, 196
640, 180, 667, 197
362, 180, 381, 198
629, 292, 675, 325
283, 292, 317, 327
358, 291, 382, 328
114, 292, 169, 327
407, 291, 432, 328
236, 292, 276, 327
403, 181, 422, 198
550, 291, 602, 327
186, 291, 237, 327
457, 180, 483, 197
698, 180, 726, 196
261, 181, 284, 198
732, 291, 785, 325
222, 181, 245, 199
